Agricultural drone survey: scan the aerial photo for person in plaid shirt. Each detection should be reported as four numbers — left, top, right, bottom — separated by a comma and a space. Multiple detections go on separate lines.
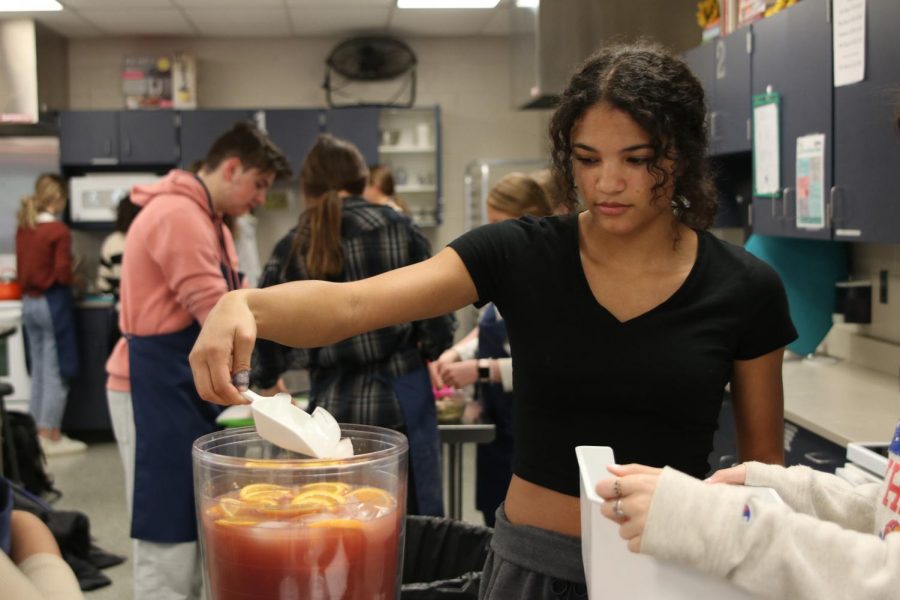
251, 134, 455, 516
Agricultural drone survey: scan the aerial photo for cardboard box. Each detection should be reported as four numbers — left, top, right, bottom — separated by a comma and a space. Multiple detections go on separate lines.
122, 55, 173, 109
172, 53, 197, 110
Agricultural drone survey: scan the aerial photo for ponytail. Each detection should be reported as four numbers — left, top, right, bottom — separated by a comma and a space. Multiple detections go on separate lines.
292, 134, 368, 280
293, 190, 344, 279
17, 173, 66, 230
17, 196, 39, 229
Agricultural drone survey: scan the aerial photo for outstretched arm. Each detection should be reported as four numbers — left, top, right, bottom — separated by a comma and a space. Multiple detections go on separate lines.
191, 247, 478, 405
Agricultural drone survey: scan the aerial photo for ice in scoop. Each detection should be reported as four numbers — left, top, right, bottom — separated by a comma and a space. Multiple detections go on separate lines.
242, 390, 354, 459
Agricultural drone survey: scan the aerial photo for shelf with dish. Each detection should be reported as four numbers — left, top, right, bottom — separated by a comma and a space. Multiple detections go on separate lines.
378, 145, 436, 154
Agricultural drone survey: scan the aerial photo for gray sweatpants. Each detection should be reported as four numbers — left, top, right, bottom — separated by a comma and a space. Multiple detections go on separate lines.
479, 505, 587, 599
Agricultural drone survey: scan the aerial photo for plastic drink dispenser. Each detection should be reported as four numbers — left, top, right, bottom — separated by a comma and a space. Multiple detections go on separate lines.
193, 425, 408, 599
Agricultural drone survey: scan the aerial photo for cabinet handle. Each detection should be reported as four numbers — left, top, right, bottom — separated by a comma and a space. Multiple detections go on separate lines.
829, 186, 840, 226
124, 137, 131, 157
770, 194, 778, 220
104, 139, 112, 156
781, 187, 792, 221
804, 451, 834, 465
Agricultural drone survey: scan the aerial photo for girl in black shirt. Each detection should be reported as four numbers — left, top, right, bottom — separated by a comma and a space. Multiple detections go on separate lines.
191, 42, 796, 599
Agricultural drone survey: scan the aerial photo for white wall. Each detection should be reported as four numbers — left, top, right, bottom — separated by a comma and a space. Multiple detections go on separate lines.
66, 35, 551, 262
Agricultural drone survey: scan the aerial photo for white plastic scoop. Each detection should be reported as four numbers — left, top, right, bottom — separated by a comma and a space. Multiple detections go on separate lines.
241, 390, 354, 459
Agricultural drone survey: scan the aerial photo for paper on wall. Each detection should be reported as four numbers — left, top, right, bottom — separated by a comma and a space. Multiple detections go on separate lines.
753, 100, 780, 196
795, 134, 826, 230
833, 0, 866, 87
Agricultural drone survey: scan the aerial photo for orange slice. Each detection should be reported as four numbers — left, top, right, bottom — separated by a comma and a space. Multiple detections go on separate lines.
347, 487, 394, 509
255, 501, 310, 518
298, 482, 351, 496
309, 518, 364, 530
291, 490, 347, 507
219, 497, 246, 517
239, 483, 292, 502
215, 518, 258, 527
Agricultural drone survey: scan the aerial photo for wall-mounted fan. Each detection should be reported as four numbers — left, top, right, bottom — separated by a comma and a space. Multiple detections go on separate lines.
323, 37, 417, 108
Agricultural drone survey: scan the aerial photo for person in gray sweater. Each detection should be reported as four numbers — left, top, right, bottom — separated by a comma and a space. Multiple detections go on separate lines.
596, 419, 900, 599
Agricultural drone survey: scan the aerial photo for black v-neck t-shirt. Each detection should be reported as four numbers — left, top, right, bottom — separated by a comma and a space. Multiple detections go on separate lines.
449, 214, 797, 496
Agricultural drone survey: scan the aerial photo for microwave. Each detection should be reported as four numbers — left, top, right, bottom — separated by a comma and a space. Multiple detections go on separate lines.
69, 173, 161, 223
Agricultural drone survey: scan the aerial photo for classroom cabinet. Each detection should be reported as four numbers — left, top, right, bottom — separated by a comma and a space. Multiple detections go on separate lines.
711, 32, 752, 156
674, 0, 899, 242
784, 421, 844, 474
750, 0, 833, 240
178, 109, 256, 169
59, 107, 442, 225
323, 107, 380, 167
831, 0, 900, 243
181, 108, 379, 174
60, 111, 179, 167
684, 32, 752, 157
263, 109, 322, 175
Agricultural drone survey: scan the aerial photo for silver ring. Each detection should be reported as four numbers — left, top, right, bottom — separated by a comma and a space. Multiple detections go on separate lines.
613, 479, 622, 499
613, 498, 625, 518
231, 370, 250, 389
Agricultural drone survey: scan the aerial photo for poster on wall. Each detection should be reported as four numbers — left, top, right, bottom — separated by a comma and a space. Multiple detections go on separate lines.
833, 0, 866, 87
122, 55, 173, 109
795, 133, 826, 230
752, 92, 781, 197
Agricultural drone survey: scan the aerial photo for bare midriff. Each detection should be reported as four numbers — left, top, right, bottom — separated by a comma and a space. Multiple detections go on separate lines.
504, 475, 582, 537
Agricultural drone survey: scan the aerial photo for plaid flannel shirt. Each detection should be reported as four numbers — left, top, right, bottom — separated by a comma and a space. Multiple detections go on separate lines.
251, 197, 456, 429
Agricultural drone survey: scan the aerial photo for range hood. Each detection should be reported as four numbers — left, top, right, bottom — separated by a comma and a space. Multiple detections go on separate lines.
512, 0, 702, 110
0, 19, 67, 132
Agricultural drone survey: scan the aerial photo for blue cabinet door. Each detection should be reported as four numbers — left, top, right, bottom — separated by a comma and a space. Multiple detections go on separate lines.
712, 32, 752, 155
264, 109, 323, 176
179, 110, 255, 169
60, 111, 119, 166
751, 0, 833, 240
833, 0, 900, 243
683, 42, 715, 106
324, 107, 380, 167
118, 111, 179, 165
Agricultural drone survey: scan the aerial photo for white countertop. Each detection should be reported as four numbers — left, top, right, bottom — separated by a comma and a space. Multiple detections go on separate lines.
783, 358, 899, 446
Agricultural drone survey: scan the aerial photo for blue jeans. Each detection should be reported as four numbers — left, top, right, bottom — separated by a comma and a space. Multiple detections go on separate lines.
22, 295, 69, 430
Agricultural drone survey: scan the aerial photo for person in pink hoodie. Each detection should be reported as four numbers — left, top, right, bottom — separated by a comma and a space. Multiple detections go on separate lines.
105, 122, 290, 600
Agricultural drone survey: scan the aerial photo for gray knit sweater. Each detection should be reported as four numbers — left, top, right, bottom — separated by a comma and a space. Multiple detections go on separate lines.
641, 421, 900, 600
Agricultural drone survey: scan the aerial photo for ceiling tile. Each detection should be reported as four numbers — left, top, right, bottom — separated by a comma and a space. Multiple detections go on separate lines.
389, 8, 494, 36
60, 0, 174, 7
288, 7, 391, 36
285, 0, 394, 6
173, 0, 284, 7
184, 8, 292, 37
76, 8, 197, 35
19, 11, 104, 37
480, 5, 509, 35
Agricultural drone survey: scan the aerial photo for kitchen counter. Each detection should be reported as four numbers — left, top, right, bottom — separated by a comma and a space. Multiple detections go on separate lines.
783, 358, 899, 447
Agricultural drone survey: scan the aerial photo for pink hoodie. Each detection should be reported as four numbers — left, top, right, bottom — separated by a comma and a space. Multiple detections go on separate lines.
105, 170, 242, 392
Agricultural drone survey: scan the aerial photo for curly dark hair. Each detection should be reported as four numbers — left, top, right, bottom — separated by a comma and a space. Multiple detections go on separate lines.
549, 41, 717, 229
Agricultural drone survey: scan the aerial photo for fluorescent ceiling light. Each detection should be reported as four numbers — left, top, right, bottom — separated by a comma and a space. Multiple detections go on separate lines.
515, 0, 539, 7
397, 0, 500, 8
0, 0, 62, 11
